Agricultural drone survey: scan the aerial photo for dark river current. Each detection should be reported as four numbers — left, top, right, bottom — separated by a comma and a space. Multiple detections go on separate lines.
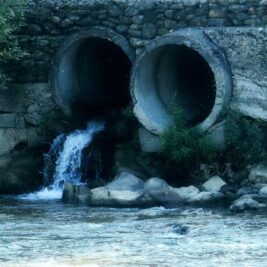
0, 198, 266, 267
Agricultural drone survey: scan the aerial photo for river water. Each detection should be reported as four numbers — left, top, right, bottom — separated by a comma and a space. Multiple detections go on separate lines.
0, 198, 266, 267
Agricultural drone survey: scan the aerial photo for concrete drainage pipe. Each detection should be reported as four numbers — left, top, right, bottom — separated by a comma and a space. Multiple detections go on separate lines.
130, 29, 232, 134
52, 27, 134, 118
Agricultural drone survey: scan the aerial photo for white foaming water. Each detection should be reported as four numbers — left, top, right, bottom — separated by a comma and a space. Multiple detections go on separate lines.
19, 122, 104, 201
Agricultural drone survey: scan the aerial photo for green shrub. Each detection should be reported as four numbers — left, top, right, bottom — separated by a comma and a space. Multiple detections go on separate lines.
137, 108, 267, 182
223, 111, 267, 170
0, 0, 25, 89
160, 108, 216, 172
0, 0, 25, 61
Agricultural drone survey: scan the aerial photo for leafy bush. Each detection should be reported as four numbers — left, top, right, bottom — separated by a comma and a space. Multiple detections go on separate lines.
137, 108, 267, 182
160, 108, 215, 172
0, 0, 25, 61
223, 111, 267, 170
0, 0, 25, 89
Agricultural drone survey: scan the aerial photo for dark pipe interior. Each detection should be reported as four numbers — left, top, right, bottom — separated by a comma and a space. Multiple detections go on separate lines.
157, 45, 216, 125
70, 37, 132, 120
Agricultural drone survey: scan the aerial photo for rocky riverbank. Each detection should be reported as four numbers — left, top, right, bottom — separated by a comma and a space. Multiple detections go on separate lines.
62, 168, 267, 213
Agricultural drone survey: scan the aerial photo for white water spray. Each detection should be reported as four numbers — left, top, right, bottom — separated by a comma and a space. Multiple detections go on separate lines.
20, 122, 104, 200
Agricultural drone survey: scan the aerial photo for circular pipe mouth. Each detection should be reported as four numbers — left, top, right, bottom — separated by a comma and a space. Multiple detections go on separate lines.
131, 29, 232, 134
52, 27, 134, 119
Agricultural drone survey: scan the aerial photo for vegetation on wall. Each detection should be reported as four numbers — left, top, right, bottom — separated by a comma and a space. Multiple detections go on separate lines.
137, 108, 267, 184
0, 0, 25, 88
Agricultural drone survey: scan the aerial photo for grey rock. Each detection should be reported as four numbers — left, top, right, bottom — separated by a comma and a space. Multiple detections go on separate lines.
108, 5, 121, 17
90, 185, 153, 207
174, 186, 199, 201
209, 8, 227, 18
144, 177, 181, 207
189, 191, 224, 202
249, 165, 267, 184
142, 23, 157, 39
138, 127, 161, 153
125, 7, 139, 16
115, 25, 128, 34
63, 182, 92, 204
63, 172, 155, 207
230, 195, 266, 212
128, 29, 142, 38
260, 0, 267, 5
202, 176, 227, 192
132, 15, 144, 25
237, 186, 260, 196
106, 171, 144, 192
51, 16, 61, 24
172, 224, 189, 235
259, 185, 267, 196
228, 5, 248, 13
61, 18, 72, 27
165, 10, 176, 19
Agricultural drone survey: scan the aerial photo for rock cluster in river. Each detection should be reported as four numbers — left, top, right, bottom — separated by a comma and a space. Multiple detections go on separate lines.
62, 169, 267, 212
62, 171, 225, 207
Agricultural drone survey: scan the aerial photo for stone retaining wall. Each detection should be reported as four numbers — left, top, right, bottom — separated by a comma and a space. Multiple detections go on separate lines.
0, 0, 266, 157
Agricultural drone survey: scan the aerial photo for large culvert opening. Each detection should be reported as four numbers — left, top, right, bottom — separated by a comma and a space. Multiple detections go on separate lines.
54, 31, 133, 121
131, 31, 232, 135
157, 45, 216, 125
134, 45, 216, 128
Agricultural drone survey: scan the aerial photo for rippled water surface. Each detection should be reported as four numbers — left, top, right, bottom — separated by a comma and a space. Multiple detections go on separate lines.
0, 198, 266, 267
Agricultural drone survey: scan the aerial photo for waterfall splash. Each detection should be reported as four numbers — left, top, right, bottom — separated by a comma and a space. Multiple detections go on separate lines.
20, 121, 104, 200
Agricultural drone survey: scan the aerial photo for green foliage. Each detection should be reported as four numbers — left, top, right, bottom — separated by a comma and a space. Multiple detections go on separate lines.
160, 108, 215, 171
137, 108, 267, 182
0, 0, 26, 89
223, 111, 267, 170
0, 0, 25, 61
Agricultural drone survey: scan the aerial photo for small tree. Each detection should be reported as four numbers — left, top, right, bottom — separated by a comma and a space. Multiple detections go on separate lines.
160, 108, 216, 172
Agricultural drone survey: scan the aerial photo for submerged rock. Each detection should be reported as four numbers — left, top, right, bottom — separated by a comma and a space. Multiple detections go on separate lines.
173, 224, 190, 235
230, 195, 266, 212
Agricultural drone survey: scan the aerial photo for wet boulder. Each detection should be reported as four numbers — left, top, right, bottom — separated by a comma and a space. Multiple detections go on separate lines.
202, 176, 227, 192
189, 191, 224, 202
174, 185, 199, 201
90, 171, 154, 207
172, 224, 190, 235
107, 171, 144, 191
144, 177, 182, 208
249, 165, 267, 184
172, 184, 224, 203
259, 185, 267, 196
230, 195, 266, 212
62, 182, 92, 204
